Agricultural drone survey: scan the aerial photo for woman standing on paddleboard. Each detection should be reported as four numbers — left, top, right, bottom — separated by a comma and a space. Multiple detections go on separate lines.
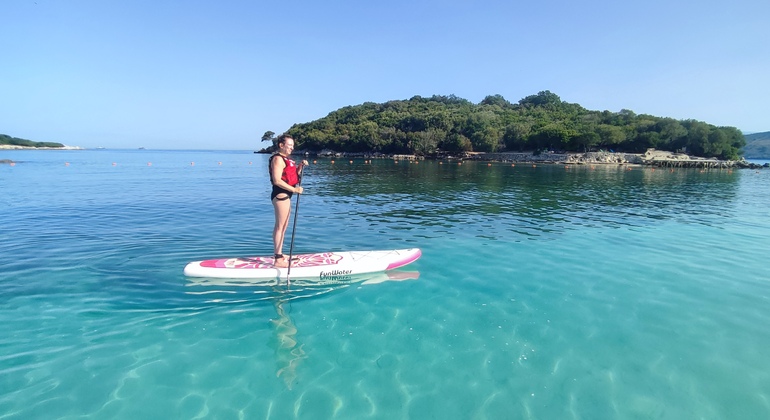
269, 134, 308, 268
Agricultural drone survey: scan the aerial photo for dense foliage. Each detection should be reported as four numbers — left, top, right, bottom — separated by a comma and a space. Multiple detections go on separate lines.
0, 134, 64, 148
267, 91, 744, 160
743, 131, 770, 159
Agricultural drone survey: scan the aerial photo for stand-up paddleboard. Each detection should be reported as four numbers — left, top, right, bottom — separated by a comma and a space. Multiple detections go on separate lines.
184, 248, 421, 279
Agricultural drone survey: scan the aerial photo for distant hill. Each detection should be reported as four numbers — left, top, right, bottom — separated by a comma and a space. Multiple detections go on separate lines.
744, 131, 770, 159
0, 134, 64, 148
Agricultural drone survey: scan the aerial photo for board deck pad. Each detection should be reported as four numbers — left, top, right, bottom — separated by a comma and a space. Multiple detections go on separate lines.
200, 252, 343, 270
184, 248, 421, 279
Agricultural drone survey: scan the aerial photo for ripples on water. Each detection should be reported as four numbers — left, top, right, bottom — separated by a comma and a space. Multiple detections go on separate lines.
310, 160, 741, 241
2, 150, 769, 418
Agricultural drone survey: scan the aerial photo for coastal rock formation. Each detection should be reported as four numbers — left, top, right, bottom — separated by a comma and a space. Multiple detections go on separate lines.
640, 149, 762, 168
466, 151, 642, 165
296, 148, 765, 168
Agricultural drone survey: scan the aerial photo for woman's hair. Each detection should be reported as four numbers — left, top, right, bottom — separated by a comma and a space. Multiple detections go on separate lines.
277, 134, 294, 146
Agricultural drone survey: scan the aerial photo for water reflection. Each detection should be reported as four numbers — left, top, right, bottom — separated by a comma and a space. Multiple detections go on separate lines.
186, 271, 419, 389
304, 160, 741, 240
270, 293, 305, 390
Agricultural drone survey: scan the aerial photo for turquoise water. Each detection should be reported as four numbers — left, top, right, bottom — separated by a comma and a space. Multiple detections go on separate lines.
2, 150, 770, 419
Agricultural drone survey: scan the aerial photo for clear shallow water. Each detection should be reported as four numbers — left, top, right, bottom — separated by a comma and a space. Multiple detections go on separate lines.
2, 150, 770, 419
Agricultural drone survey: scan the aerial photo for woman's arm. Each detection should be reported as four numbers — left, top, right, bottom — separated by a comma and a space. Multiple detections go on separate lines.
297, 159, 309, 177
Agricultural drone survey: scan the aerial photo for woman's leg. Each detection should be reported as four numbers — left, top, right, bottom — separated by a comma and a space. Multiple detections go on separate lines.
272, 196, 292, 267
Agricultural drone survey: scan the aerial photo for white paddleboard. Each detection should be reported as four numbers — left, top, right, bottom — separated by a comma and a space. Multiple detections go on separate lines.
183, 248, 421, 279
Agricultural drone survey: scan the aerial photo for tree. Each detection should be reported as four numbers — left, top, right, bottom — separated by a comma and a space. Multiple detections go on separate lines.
412, 128, 444, 155
261, 131, 275, 143
480, 94, 512, 108
596, 124, 626, 149
518, 90, 562, 108
656, 118, 687, 150
471, 126, 501, 152
443, 133, 472, 152
503, 122, 532, 151
531, 122, 574, 151
682, 120, 711, 156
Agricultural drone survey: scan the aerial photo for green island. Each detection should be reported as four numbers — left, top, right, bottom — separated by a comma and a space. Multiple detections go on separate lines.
264, 91, 760, 164
0, 134, 65, 149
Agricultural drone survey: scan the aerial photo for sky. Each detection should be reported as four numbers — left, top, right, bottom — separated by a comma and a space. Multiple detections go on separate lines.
1, 0, 768, 150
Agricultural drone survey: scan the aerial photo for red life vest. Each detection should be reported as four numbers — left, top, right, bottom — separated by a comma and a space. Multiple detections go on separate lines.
270, 154, 300, 186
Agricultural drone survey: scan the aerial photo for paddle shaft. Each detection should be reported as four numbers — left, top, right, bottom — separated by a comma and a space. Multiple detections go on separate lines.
285, 166, 304, 282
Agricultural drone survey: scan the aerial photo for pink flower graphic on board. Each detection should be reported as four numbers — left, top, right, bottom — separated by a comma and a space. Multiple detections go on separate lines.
201, 253, 344, 270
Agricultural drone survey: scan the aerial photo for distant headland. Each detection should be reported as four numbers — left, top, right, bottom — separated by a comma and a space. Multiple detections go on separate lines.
0, 134, 73, 150
743, 131, 770, 159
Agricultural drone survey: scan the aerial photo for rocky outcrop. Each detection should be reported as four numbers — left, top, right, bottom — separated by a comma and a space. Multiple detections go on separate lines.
465, 151, 642, 165
295, 148, 765, 168
640, 149, 747, 168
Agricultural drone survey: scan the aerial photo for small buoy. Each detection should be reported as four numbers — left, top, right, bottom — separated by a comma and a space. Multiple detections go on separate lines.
651, 168, 655, 172
532, 164, 536, 168
65, 162, 70, 166
147, 162, 152, 166
487, 163, 492, 167
511, 164, 515, 167
248, 161, 252, 165
218, 162, 222, 165
349, 160, 353, 164
394, 160, 399, 164
331, 160, 335, 164
313, 160, 317, 164
112, 162, 117, 166
439, 161, 443, 165
191, 162, 195, 166
10, 162, 15, 166
458, 162, 462, 166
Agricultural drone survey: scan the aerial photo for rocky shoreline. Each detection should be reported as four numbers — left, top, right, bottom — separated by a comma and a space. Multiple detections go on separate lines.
298, 148, 766, 169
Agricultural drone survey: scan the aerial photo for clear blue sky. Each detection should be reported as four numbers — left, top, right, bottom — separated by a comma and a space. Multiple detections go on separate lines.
2, 0, 767, 149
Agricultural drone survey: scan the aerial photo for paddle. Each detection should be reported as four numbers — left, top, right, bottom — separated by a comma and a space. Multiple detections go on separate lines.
285, 163, 306, 284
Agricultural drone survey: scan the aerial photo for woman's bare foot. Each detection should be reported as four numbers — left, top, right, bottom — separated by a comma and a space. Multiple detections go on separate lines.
273, 254, 289, 268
